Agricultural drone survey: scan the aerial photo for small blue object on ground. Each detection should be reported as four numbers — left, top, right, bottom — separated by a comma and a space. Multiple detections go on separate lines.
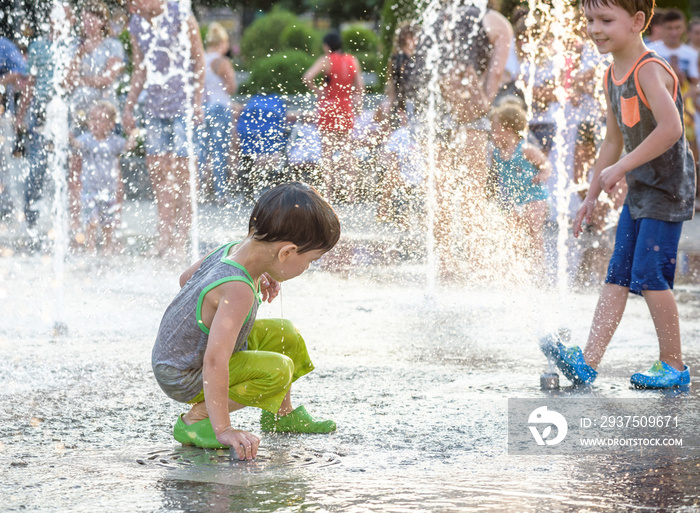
540, 335, 598, 385
630, 361, 691, 389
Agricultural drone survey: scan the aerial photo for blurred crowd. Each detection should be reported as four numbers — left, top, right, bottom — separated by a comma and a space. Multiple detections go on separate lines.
0, 0, 697, 280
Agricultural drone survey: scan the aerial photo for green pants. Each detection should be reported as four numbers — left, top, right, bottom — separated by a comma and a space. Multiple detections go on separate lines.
189, 318, 314, 413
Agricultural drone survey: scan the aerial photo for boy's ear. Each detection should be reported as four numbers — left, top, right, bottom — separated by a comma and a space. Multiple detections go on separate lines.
633, 11, 646, 33
277, 243, 298, 262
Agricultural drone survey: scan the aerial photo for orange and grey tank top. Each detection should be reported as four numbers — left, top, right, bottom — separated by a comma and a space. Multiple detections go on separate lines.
152, 242, 261, 402
604, 51, 695, 222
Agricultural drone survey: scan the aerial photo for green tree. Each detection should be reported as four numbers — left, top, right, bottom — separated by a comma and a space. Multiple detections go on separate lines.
240, 50, 314, 95
280, 23, 323, 56
342, 24, 380, 73
239, 8, 300, 65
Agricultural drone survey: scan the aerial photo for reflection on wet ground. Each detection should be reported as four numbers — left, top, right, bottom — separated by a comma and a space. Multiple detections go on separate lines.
1, 250, 699, 511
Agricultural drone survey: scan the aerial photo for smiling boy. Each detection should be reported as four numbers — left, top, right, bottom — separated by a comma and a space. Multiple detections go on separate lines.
542, 0, 696, 389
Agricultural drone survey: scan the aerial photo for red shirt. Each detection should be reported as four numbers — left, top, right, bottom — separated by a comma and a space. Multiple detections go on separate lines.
318, 52, 357, 132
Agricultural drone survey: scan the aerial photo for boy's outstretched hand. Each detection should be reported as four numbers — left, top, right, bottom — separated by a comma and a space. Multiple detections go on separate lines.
573, 197, 597, 238
217, 428, 260, 460
260, 272, 281, 303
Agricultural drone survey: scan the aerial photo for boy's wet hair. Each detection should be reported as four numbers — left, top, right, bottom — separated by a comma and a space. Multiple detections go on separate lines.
249, 182, 341, 254
582, 0, 655, 31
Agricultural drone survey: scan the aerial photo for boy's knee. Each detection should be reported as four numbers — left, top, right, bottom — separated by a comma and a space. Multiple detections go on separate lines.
269, 355, 294, 389
269, 318, 306, 350
279, 319, 302, 340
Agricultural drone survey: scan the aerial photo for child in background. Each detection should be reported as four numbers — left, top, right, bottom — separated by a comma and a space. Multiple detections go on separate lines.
71, 100, 135, 254
152, 182, 340, 460
545, 0, 695, 389
377, 108, 424, 229
490, 101, 551, 270
287, 111, 322, 187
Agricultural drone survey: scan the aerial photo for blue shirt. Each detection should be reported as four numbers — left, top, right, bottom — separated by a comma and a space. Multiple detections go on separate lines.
0, 37, 27, 76
493, 140, 549, 207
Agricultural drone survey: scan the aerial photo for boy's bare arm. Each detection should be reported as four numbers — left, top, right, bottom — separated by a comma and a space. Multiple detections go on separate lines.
573, 90, 624, 238
202, 283, 259, 459
598, 62, 682, 194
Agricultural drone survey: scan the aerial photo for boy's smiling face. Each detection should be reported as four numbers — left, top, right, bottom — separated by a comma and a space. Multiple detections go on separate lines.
584, 2, 644, 55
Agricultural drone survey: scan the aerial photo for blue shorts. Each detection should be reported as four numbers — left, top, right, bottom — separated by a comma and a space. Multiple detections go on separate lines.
144, 116, 191, 157
605, 205, 683, 295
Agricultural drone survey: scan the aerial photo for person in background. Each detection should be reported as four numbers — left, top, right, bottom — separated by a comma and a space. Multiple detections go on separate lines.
286, 110, 322, 187
647, 7, 698, 83
414, 1, 513, 278
20, 4, 72, 238
643, 7, 665, 44
303, 32, 364, 202
124, 0, 205, 258
70, 101, 136, 254
513, 13, 558, 156
385, 23, 417, 122
490, 101, 551, 273
65, 0, 126, 243
690, 17, 700, 179
202, 22, 236, 205
647, 9, 698, 170
377, 107, 424, 230
0, 36, 27, 226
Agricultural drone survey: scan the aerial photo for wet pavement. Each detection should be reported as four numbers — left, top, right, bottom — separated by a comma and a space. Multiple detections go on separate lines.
1, 198, 700, 512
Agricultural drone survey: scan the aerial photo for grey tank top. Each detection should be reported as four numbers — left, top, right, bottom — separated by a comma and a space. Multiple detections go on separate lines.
152, 242, 261, 402
605, 51, 696, 222
129, 1, 192, 119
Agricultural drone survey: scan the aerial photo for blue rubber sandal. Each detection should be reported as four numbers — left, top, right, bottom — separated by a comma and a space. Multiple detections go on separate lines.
540, 335, 597, 385
630, 361, 690, 389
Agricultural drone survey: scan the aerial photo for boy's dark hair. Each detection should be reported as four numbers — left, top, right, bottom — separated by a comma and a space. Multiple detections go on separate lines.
582, 0, 655, 31
662, 8, 686, 25
323, 32, 343, 52
249, 182, 341, 254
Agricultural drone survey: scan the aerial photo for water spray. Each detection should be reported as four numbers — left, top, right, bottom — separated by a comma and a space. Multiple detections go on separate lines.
46, 1, 73, 337
539, 328, 570, 390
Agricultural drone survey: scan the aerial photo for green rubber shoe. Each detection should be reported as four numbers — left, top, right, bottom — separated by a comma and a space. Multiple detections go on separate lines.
173, 415, 228, 449
260, 405, 336, 434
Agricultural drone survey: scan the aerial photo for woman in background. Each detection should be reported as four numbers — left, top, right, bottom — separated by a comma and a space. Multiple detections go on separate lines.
303, 32, 364, 201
